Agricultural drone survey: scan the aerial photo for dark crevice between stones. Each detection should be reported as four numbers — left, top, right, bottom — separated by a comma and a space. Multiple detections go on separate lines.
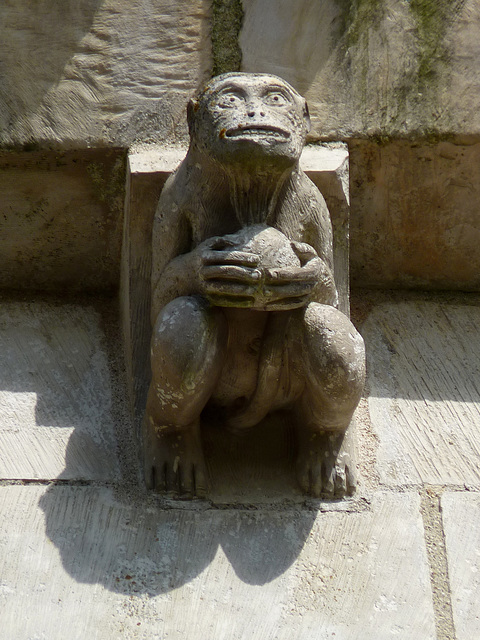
211, 0, 244, 76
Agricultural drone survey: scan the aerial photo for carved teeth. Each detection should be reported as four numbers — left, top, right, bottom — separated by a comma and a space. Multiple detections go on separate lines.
225, 125, 290, 138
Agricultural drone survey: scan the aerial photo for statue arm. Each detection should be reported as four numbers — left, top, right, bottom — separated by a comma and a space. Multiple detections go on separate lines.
298, 178, 338, 307
268, 175, 338, 308
151, 183, 196, 323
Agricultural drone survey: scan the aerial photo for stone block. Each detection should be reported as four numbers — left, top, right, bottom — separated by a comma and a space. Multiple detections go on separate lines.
240, 0, 480, 139
0, 301, 120, 481
350, 140, 480, 291
361, 294, 480, 486
0, 149, 124, 292
0, 1, 211, 149
442, 492, 480, 640
0, 486, 435, 639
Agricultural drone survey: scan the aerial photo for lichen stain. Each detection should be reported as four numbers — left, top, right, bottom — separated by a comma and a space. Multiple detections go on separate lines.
408, 0, 467, 86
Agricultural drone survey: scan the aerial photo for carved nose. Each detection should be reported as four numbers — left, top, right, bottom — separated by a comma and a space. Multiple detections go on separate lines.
247, 107, 265, 117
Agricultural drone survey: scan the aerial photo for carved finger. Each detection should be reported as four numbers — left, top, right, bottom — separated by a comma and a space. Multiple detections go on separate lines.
264, 281, 314, 299
345, 463, 357, 496
153, 462, 167, 493
202, 265, 262, 283
206, 293, 255, 308
203, 250, 259, 267
310, 460, 324, 497
194, 464, 208, 498
264, 262, 320, 284
296, 459, 311, 495
204, 280, 258, 297
334, 464, 347, 497
179, 464, 194, 498
290, 241, 318, 264
165, 462, 178, 495
264, 297, 309, 310
207, 236, 237, 251
322, 460, 336, 497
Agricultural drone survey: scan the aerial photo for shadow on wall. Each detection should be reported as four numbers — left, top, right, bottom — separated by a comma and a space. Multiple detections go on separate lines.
38, 443, 318, 595
1, 295, 318, 595
37, 420, 319, 595
27, 294, 480, 595
0, 1, 104, 133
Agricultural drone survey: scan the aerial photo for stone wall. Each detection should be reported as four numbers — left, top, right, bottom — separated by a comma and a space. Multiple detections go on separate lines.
240, 0, 480, 140
0, 149, 124, 292
1, 0, 479, 291
0, 1, 211, 150
349, 139, 480, 290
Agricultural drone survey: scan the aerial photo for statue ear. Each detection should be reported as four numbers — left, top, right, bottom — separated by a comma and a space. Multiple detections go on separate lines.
187, 99, 199, 136
304, 100, 311, 133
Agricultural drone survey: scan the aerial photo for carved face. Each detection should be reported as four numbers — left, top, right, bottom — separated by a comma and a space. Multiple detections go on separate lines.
189, 73, 310, 169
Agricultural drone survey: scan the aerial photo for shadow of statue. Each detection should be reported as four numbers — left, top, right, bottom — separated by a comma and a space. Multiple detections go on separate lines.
4, 294, 318, 595
38, 421, 319, 595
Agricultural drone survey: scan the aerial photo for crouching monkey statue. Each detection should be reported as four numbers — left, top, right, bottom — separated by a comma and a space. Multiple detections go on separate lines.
144, 73, 365, 498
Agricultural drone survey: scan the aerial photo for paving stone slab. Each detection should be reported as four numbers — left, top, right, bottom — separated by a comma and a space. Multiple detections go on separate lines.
0, 486, 435, 639
442, 492, 480, 639
362, 298, 480, 486
0, 302, 119, 481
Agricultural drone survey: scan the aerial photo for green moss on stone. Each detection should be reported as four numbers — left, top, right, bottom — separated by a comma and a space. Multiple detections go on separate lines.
335, 0, 384, 50
211, 0, 244, 76
409, 0, 466, 84
333, 0, 385, 115
368, 129, 454, 146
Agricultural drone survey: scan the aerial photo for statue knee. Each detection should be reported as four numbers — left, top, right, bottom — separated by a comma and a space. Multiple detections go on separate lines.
302, 303, 365, 407
151, 296, 228, 386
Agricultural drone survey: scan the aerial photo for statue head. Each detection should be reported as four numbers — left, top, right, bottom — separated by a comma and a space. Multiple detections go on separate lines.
187, 72, 310, 169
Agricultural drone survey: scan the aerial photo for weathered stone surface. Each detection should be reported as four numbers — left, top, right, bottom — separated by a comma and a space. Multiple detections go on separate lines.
361, 295, 480, 486
0, 149, 124, 292
0, 486, 435, 639
142, 73, 364, 499
0, 301, 119, 481
240, 0, 480, 139
350, 139, 480, 290
442, 492, 480, 640
0, 1, 211, 149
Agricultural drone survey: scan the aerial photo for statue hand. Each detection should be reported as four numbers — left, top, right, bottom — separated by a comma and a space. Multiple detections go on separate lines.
198, 236, 263, 308
262, 242, 337, 310
196, 236, 337, 310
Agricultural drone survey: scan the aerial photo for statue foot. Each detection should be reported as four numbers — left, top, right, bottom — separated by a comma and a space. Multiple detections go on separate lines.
296, 428, 357, 498
143, 421, 208, 498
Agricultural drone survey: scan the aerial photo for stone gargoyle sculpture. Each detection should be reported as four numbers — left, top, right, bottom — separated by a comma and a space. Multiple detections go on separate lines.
144, 72, 365, 498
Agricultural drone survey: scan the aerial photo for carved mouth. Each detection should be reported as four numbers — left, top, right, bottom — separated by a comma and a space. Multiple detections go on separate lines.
225, 125, 290, 139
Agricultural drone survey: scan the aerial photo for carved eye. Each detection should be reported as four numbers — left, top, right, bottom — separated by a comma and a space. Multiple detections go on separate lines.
264, 92, 289, 107
218, 93, 244, 108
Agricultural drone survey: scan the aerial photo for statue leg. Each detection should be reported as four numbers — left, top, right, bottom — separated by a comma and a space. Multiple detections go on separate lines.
144, 295, 228, 496
293, 303, 365, 498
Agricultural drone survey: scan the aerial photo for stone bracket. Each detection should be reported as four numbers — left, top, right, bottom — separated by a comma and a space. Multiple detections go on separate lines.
121, 144, 351, 434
